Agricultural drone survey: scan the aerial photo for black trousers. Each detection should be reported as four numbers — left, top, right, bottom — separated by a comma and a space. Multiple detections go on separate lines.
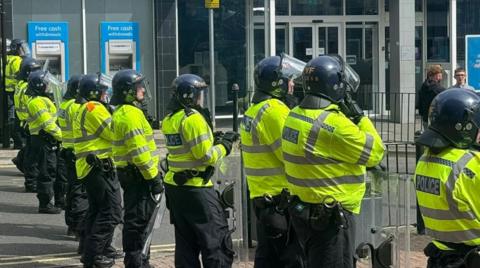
7, 93, 23, 148
55, 149, 68, 207
82, 166, 122, 266
21, 131, 34, 188
165, 184, 234, 268
64, 148, 88, 233
118, 169, 156, 268
253, 205, 306, 268
24, 135, 57, 207
289, 203, 356, 268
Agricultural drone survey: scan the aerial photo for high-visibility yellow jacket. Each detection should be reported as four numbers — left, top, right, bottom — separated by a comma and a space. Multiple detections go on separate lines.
73, 101, 114, 179
26, 96, 62, 140
112, 104, 159, 180
162, 108, 226, 187
5, 55, 22, 93
58, 99, 80, 149
415, 148, 480, 249
14, 81, 31, 121
241, 98, 290, 199
281, 103, 385, 214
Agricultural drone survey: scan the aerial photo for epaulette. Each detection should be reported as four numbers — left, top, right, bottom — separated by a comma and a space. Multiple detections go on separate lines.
184, 107, 196, 117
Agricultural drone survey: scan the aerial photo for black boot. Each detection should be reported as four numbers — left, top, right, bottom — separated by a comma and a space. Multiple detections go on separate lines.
103, 245, 125, 259
93, 255, 114, 268
38, 203, 61, 214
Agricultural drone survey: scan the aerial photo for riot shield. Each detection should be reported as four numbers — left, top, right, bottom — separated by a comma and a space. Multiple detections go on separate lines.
279, 53, 306, 81
354, 168, 417, 268
44, 72, 64, 109
211, 142, 251, 264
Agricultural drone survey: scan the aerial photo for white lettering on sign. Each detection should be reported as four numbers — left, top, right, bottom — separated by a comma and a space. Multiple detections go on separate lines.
36, 43, 61, 53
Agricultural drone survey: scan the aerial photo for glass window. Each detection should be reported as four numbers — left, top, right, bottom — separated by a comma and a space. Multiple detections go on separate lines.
178, 0, 247, 107
276, 27, 287, 55
457, 0, 480, 62
292, 0, 342, 16
276, 0, 288, 15
347, 0, 378, 15
427, 0, 449, 61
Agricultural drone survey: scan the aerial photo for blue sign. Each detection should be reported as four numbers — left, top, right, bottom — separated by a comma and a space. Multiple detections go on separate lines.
100, 22, 140, 73
466, 35, 480, 90
27, 21, 69, 82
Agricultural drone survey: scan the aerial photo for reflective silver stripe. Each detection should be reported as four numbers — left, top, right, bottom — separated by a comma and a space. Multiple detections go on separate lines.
27, 108, 48, 122
151, 150, 160, 157
426, 228, 480, 243
29, 118, 59, 134
129, 145, 150, 158
114, 155, 129, 162
283, 152, 338, 165
244, 167, 284, 176
251, 103, 270, 144
112, 140, 123, 146
286, 174, 364, 187
146, 135, 154, 142
419, 152, 477, 221
125, 129, 144, 140
186, 133, 210, 148
419, 206, 475, 221
305, 112, 330, 162
137, 160, 154, 171
202, 145, 223, 162
75, 148, 111, 158
79, 108, 88, 137
357, 134, 374, 165
168, 146, 191, 154
168, 159, 204, 168
62, 137, 76, 143
242, 138, 281, 153
289, 112, 315, 124
59, 101, 76, 130
75, 118, 112, 142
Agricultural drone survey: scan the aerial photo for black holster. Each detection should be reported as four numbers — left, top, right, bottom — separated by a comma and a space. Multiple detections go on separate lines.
254, 194, 289, 236
60, 148, 76, 163
39, 129, 58, 148
172, 166, 214, 186
86, 154, 113, 173
290, 197, 349, 232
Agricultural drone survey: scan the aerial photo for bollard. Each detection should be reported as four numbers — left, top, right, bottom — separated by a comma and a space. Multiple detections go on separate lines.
414, 130, 425, 235
232, 83, 239, 132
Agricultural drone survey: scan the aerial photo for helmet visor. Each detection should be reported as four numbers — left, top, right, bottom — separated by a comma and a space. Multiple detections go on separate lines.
344, 63, 360, 93
193, 87, 208, 108
136, 80, 152, 103
44, 72, 64, 108
20, 43, 31, 56
279, 53, 306, 81
99, 73, 113, 89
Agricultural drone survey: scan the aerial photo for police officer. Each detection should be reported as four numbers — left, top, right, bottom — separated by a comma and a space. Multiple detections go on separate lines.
73, 74, 122, 268
415, 88, 480, 268
58, 75, 88, 242
281, 55, 385, 267
241, 56, 305, 267
24, 70, 62, 214
12, 57, 41, 186
110, 69, 163, 267
5, 39, 30, 149
162, 74, 236, 267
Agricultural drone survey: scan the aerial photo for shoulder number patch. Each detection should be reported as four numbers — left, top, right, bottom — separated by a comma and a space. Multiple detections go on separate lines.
282, 126, 299, 144
242, 116, 253, 132
165, 134, 183, 146
415, 175, 440, 195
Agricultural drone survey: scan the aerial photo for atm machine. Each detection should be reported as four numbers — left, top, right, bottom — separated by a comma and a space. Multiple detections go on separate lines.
104, 39, 136, 74
31, 40, 66, 82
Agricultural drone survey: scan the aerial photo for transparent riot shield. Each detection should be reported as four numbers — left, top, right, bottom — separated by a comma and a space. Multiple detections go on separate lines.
44, 72, 64, 109
211, 144, 251, 265
354, 169, 416, 268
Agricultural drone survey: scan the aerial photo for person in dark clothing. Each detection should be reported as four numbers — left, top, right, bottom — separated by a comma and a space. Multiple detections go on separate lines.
418, 64, 445, 129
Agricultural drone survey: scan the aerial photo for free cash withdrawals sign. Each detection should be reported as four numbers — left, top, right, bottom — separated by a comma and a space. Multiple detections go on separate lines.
100, 21, 140, 73
205, 0, 220, 8
466, 35, 480, 90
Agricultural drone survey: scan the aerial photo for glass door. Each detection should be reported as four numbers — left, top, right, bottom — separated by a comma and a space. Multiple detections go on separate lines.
290, 23, 342, 62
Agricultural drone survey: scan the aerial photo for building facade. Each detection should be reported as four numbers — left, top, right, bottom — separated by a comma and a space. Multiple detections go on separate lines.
1, 0, 479, 121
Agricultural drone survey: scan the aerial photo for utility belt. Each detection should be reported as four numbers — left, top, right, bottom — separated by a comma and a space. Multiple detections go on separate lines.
424, 242, 480, 268
86, 154, 114, 173
39, 129, 59, 149
172, 165, 215, 186
117, 164, 144, 186
289, 195, 349, 231
253, 188, 291, 214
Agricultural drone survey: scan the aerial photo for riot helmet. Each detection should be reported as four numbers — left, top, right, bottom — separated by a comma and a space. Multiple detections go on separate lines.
416, 88, 480, 149
171, 74, 208, 108
110, 69, 148, 106
10, 39, 30, 56
254, 54, 306, 99
302, 55, 360, 103
16, 57, 42, 82
64, 75, 83, 100
77, 73, 111, 103
27, 70, 59, 98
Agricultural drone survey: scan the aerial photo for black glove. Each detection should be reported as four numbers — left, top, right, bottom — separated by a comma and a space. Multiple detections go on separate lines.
147, 173, 164, 195
213, 131, 224, 144
217, 131, 239, 156
339, 94, 364, 124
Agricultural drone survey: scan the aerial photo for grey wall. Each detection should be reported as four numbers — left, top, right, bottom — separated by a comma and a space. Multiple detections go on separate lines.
155, 0, 177, 120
